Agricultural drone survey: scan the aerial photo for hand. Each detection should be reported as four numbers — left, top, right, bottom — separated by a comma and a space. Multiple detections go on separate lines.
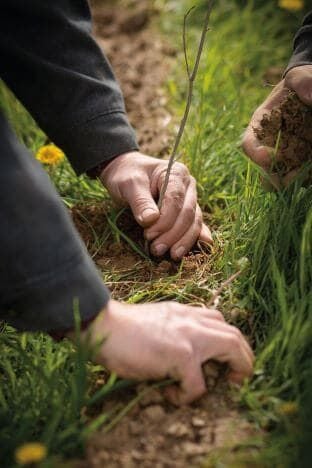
76, 299, 254, 405
242, 65, 312, 188
100, 151, 212, 260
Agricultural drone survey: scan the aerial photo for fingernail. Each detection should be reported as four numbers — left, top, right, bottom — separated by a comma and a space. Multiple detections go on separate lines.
174, 246, 185, 259
140, 208, 157, 222
145, 231, 160, 241
153, 243, 168, 256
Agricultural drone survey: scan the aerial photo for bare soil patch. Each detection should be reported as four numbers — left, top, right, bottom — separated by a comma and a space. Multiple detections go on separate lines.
255, 91, 312, 180
91, 0, 176, 157
71, 202, 214, 299
81, 382, 259, 468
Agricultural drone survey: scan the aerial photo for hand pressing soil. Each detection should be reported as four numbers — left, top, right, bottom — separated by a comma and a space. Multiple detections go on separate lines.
254, 91, 312, 182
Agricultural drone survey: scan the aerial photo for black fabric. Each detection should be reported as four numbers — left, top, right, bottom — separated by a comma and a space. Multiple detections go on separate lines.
286, 11, 312, 74
0, 0, 139, 175
0, 113, 110, 332
0, 0, 138, 331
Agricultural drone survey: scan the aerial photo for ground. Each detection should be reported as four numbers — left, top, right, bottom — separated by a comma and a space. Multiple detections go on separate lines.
0, 1, 311, 467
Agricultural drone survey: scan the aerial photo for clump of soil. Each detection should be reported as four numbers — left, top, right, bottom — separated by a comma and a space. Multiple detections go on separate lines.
255, 91, 312, 179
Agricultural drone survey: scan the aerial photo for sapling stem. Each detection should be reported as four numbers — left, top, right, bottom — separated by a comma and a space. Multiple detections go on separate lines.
157, 1, 213, 210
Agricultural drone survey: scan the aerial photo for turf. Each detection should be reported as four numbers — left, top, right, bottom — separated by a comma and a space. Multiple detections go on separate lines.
0, 0, 311, 466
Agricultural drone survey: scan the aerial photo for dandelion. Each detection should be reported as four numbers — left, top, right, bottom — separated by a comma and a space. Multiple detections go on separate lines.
15, 442, 47, 465
278, 0, 304, 11
278, 401, 298, 416
36, 144, 65, 166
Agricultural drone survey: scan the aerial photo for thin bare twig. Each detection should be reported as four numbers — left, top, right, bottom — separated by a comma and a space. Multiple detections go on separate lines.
183, 6, 196, 79
157, 1, 213, 210
206, 269, 243, 308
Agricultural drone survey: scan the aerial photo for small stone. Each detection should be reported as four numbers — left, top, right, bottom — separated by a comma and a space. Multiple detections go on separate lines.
143, 405, 166, 422
131, 449, 144, 461
191, 417, 206, 428
129, 421, 141, 436
157, 260, 172, 274
183, 442, 207, 456
139, 388, 164, 407
206, 376, 217, 389
202, 361, 220, 379
166, 422, 189, 437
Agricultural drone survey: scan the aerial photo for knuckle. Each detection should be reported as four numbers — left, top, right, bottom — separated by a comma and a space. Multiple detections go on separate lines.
167, 191, 184, 211
227, 333, 241, 350
178, 341, 194, 365
184, 204, 196, 220
214, 310, 225, 321
228, 325, 242, 338
133, 196, 151, 210
175, 162, 189, 176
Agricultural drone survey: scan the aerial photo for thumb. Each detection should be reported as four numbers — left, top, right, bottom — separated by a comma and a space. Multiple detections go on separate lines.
123, 180, 160, 227
285, 65, 312, 106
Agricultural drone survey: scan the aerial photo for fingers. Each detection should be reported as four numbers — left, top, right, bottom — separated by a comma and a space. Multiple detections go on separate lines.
146, 163, 191, 242
213, 330, 254, 381
285, 65, 312, 106
169, 205, 203, 260
147, 180, 213, 258
198, 223, 213, 245
242, 80, 289, 169
121, 175, 160, 227
145, 175, 197, 255
162, 305, 254, 405
148, 203, 206, 261
242, 125, 273, 169
165, 365, 207, 406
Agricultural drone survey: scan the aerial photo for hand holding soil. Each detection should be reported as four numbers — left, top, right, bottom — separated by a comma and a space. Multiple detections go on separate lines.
100, 151, 213, 260
72, 299, 254, 406
242, 65, 312, 188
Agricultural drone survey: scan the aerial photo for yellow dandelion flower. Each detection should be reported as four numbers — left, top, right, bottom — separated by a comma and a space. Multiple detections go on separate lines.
278, 0, 304, 11
278, 401, 298, 416
15, 442, 47, 465
36, 144, 65, 166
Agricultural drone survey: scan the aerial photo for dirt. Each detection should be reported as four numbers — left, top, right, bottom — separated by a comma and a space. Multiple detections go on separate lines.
80, 380, 260, 468
70, 2, 262, 466
71, 202, 215, 300
255, 91, 312, 180
90, 0, 176, 157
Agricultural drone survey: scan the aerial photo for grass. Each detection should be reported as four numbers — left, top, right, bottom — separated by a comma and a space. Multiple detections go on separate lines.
0, 0, 311, 466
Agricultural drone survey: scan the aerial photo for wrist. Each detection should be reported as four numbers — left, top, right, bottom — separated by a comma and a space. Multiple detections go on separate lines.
99, 151, 141, 185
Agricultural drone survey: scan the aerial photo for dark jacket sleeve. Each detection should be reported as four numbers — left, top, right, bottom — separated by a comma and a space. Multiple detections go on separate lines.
285, 11, 312, 74
0, 0, 139, 175
0, 112, 110, 333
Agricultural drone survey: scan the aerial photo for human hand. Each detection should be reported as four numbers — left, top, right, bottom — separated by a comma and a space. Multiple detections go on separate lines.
100, 151, 212, 260
77, 299, 254, 405
242, 65, 312, 188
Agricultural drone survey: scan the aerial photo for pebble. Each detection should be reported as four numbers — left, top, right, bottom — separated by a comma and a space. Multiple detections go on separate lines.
143, 405, 166, 422
191, 417, 206, 428
166, 422, 189, 437
139, 388, 164, 407
202, 361, 220, 379
182, 442, 207, 456
131, 449, 144, 461
129, 421, 142, 436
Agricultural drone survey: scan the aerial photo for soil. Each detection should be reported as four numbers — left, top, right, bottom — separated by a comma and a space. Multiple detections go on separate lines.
90, 0, 176, 157
71, 203, 215, 299
255, 91, 312, 179
70, 2, 262, 466
81, 381, 260, 468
